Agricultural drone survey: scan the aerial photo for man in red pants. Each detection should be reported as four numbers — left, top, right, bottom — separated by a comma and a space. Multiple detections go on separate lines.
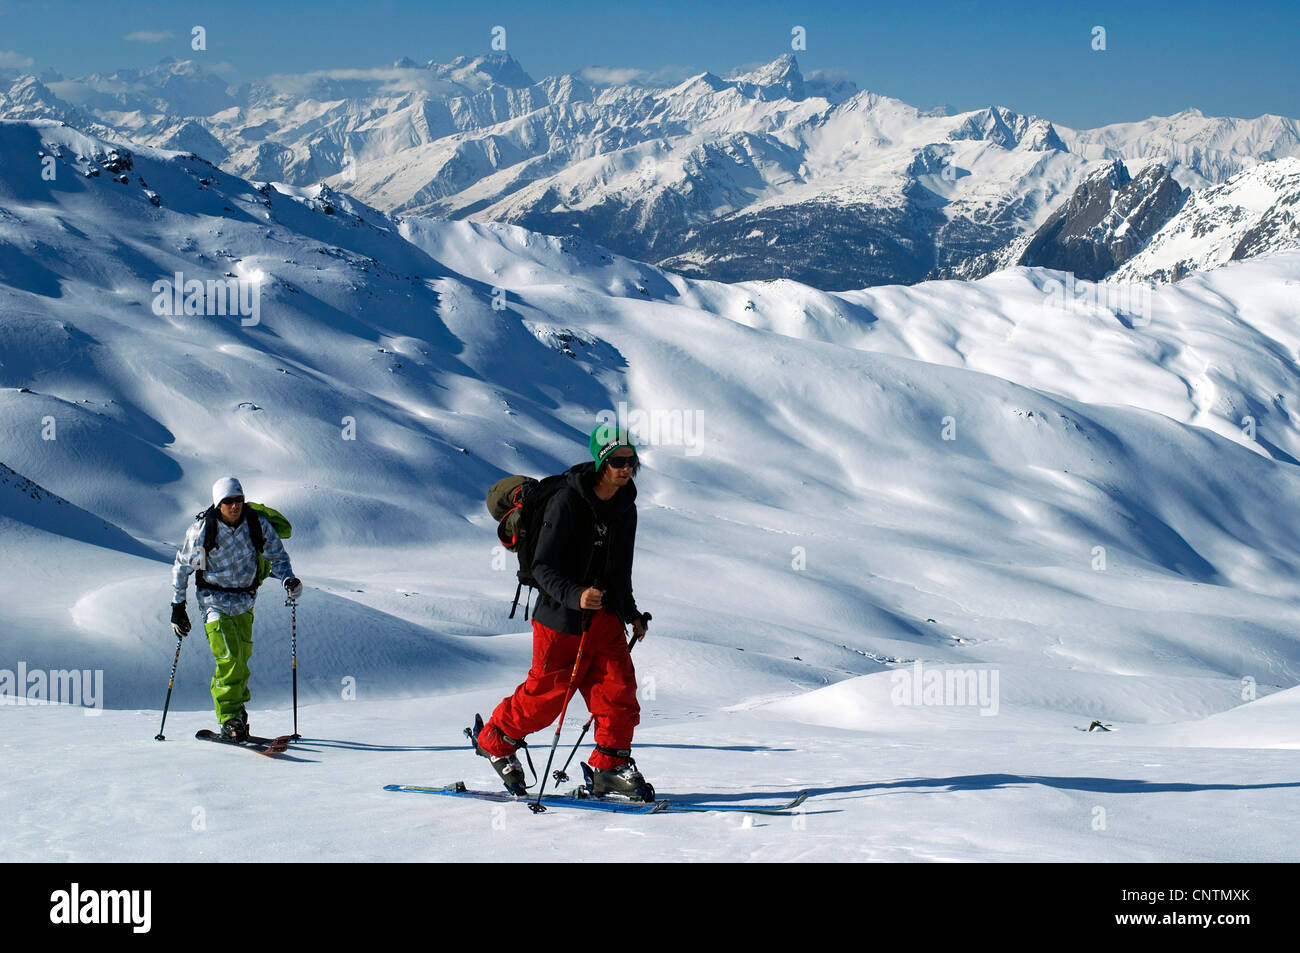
474, 426, 652, 798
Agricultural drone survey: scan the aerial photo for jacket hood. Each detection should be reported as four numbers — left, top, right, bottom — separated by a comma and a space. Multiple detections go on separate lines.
565, 461, 637, 514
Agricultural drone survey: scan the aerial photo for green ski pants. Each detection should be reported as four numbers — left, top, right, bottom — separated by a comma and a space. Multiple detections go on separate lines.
205, 610, 255, 723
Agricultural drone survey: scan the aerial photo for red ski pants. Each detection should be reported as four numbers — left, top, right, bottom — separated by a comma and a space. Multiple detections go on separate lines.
482, 608, 640, 770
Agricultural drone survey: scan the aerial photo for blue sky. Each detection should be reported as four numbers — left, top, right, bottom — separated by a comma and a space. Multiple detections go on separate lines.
0, 0, 1295, 127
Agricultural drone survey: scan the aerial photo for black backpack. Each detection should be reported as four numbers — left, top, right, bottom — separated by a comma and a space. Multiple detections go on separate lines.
487, 474, 570, 618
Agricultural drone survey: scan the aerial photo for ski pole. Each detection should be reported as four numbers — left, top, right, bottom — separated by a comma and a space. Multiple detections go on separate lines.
286, 595, 301, 740
530, 612, 595, 814
155, 633, 184, 741
552, 612, 650, 784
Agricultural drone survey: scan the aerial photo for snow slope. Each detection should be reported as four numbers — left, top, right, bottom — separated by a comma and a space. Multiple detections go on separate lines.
2, 120, 1299, 862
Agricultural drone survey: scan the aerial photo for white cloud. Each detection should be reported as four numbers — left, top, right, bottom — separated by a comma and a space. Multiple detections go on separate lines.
580, 66, 649, 86
579, 65, 695, 89
262, 67, 462, 99
806, 68, 855, 86
124, 31, 174, 43
0, 50, 35, 69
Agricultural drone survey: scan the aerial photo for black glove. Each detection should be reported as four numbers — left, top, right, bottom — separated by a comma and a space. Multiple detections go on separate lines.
284, 577, 303, 600
171, 602, 191, 637
631, 611, 651, 642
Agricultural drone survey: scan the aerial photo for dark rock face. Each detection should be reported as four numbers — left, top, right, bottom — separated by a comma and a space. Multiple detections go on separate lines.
654, 201, 944, 291
1017, 161, 1186, 279
1231, 192, 1300, 260
925, 242, 1020, 282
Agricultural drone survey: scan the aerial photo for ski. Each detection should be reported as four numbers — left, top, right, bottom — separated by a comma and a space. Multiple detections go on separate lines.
195, 729, 293, 755
644, 790, 808, 815
387, 783, 666, 814
383, 782, 809, 815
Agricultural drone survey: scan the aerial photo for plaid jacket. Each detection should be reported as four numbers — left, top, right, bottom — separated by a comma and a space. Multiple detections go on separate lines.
172, 513, 294, 620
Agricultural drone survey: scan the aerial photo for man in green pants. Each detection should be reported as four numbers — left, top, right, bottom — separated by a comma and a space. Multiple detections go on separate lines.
170, 477, 302, 740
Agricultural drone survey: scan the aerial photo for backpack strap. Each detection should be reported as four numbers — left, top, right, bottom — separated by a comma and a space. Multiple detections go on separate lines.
509, 580, 524, 620
196, 507, 216, 591
201, 507, 218, 555
245, 505, 265, 553
195, 504, 263, 595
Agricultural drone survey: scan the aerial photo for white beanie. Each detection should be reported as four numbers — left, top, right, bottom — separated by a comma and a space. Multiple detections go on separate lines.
212, 477, 244, 506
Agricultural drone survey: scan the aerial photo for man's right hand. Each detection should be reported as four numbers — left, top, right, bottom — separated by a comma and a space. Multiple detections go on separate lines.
579, 588, 604, 610
171, 602, 191, 637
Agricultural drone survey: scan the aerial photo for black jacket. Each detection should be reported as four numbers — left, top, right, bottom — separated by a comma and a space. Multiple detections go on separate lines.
530, 461, 639, 635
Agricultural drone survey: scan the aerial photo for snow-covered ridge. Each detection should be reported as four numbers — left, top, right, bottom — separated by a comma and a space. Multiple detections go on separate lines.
5, 55, 1297, 289
1061, 107, 1300, 190
1, 459, 156, 557
1112, 156, 1300, 282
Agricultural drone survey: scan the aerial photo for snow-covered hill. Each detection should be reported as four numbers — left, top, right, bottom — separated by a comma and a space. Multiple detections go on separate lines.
3, 119, 1299, 862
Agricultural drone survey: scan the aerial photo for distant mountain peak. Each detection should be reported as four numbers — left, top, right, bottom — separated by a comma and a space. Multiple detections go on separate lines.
1025, 118, 1066, 151
432, 53, 534, 89
736, 53, 800, 78
1084, 156, 1131, 187
5, 74, 56, 105
727, 54, 805, 100
670, 71, 729, 96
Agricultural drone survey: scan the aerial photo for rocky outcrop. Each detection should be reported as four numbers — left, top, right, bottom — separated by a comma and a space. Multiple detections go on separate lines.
1016, 160, 1185, 279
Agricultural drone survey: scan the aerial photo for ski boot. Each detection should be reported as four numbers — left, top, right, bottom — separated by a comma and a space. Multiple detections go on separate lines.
581, 748, 655, 802
220, 715, 250, 742
466, 713, 529, 796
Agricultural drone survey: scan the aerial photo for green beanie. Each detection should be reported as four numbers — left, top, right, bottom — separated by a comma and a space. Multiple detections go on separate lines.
590, 424, 636, 467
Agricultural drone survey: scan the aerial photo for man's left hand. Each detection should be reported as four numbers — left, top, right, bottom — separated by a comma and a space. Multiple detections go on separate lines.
284, 577, 303, 600
631, 612, 650, 642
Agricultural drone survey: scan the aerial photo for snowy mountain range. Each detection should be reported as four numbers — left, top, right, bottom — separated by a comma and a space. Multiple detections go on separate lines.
4, 54, 1299, 289
935, 156, 1300, 284
1112, 156, 1300, 282
3, 116, 1300, 861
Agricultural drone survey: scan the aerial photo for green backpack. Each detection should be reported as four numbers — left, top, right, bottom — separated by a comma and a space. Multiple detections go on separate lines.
247, 502, 292, 586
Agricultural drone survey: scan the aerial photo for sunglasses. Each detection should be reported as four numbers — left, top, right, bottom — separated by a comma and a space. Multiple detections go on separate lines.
220, 496, 245, 505
605, 455, 637, 469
